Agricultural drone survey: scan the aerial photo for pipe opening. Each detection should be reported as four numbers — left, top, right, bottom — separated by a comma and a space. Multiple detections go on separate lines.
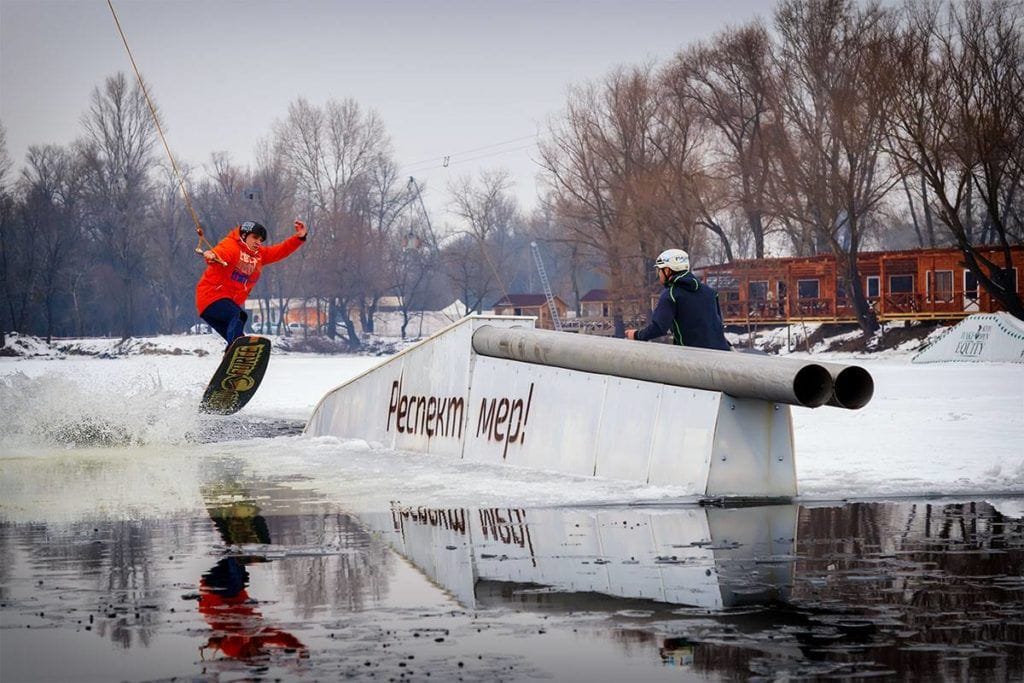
792, 364, 834, 408
832, 366, 874, 410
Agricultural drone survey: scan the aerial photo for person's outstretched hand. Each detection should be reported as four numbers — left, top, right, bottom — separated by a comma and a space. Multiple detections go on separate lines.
294, 220, 308, 238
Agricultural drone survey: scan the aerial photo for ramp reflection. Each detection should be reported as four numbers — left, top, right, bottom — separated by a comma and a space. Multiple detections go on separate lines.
358, 504, 797, 610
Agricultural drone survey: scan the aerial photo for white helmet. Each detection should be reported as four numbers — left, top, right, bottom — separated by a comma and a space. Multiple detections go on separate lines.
654, 248, 690, 272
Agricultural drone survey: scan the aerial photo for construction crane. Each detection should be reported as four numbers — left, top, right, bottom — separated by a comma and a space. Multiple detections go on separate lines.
530, 241, 563, 332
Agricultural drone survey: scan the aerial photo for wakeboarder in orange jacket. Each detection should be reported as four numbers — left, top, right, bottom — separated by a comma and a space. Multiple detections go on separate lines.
195, 220, 307, 345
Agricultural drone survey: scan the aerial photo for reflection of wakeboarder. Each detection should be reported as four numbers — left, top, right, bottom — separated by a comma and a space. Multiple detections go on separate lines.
198, 497, 307, 662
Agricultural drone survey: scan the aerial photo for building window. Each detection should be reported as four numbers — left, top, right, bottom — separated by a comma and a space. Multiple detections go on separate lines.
748, 281, 769, 300
797, 279, 820, 299
836, 278, 847, 300
964, 270, 978, 298
999, 267, 1019, 292
866, 275, 880, 298
930, 270, 954, 302
888, 274, 914, 293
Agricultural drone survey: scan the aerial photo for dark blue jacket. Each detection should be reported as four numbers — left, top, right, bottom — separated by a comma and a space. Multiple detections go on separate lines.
635, 272, 731, 350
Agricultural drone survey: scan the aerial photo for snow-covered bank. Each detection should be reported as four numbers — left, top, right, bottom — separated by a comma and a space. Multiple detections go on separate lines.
0, 317, 948, 361
0, 331, 229, 358
0, 331, 414, 359
724, 318, 949, 357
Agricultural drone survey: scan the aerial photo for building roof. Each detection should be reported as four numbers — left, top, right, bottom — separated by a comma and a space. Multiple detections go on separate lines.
376, 295, 404, 310
580, 288, 612, 302
493, 293, 566, 308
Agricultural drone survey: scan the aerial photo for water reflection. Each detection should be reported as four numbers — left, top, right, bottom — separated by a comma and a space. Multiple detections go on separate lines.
2, 491, 1021, 680
1, 517, 176, 650
354, 499, 1024, 679
198, 495, 307, 662
361, 504, 796, 610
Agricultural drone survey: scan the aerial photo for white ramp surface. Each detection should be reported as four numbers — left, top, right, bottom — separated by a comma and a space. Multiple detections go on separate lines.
913, 313, 1024, 364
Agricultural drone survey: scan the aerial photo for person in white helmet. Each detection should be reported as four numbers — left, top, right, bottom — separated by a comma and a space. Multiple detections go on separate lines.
625, 248, 731, 350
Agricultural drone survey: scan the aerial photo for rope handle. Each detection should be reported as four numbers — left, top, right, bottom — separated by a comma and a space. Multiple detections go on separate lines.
195, 226, 228, 266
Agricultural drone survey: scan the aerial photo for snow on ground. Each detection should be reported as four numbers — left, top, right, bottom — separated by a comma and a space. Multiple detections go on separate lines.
1, 330, 1021, 518
0, 330, 416, 360
790, 357, 1023, 499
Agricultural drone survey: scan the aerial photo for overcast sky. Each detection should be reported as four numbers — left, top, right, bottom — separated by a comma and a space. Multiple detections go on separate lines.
1, 0, 775, 220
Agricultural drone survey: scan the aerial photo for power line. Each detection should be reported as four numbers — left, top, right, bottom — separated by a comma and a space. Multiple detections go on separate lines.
401, 134, 539, 172
440, 143, 538, 168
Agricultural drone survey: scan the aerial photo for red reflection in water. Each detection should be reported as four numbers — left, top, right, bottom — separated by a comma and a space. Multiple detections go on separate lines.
198, 557, 307, 661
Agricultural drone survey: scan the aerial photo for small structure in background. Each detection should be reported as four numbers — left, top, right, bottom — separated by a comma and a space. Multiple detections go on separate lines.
567, 289, 651, 335
242, 296, 476, 340
244, 297, 324, 335
580, 289, 613, 318
492, 294, 569, 331
372, 299, 470, 339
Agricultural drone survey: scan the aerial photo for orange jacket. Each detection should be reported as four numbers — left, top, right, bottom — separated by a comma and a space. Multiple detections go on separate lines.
195, 226, 305, 315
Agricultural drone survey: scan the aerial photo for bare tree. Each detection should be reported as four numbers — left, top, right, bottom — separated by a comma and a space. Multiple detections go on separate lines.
0, 121, 34, 337
665, 22, 776, 259
245, 139, 301, 335
440, 233, 496, 314
390, 210, 440, 338
19, 145, 85, 342
540, 65, 684, 335
274, 97, 396, 347
768, 0, 900, 335
0, 121, 11, 188
890, 0, 1024, 319
145, 160, 198, 333
78, 72, 158, 340
446, 169, 523, 308
358, 155, 416, 334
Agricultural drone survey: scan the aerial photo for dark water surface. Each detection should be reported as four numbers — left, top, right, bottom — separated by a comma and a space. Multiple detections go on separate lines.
2, 472, 1022, 682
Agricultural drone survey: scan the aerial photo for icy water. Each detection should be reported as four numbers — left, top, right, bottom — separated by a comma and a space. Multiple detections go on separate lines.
2, 354, 1023, 680
2, 445, 1022, 681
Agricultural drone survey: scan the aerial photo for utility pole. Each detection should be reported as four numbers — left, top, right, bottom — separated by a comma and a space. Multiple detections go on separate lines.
531, 241, 563, 332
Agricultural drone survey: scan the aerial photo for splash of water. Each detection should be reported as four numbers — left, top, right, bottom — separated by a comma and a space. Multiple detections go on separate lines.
0, 370, 200, 449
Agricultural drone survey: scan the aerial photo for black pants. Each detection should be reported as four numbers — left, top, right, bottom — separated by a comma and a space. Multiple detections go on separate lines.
200, 298, 248, 345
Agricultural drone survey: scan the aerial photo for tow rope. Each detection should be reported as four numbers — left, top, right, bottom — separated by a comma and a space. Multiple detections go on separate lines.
106, 0, 226, 266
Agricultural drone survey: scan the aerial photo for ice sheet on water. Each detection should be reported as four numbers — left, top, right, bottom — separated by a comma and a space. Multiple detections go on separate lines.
207, 433, 705, 512
2, 351, 1022, 513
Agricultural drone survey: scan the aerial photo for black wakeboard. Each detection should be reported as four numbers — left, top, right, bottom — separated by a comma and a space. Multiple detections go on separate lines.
200, 336, 272, 415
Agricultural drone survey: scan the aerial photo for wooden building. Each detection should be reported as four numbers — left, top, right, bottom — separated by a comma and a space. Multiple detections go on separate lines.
492, 293, 569, 330
699, 245, 1023, 324
579, 289, 614, 318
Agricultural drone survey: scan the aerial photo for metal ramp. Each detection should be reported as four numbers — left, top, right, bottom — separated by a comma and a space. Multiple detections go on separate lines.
306, 316, 872, 500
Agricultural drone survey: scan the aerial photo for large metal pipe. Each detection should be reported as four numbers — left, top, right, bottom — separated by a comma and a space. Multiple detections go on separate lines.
472, 325, 835, 408
817, 361, 875, 409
